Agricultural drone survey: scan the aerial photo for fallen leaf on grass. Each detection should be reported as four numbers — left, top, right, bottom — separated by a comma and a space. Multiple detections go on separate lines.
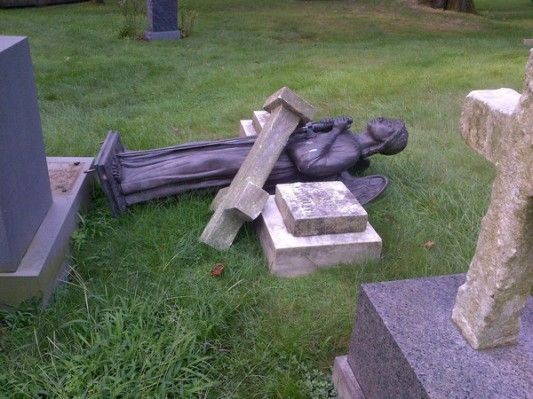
423, 240, 435, 249
210, 263, 225, 277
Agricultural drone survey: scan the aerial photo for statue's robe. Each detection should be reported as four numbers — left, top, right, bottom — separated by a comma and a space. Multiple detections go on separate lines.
117, 129, 368, 205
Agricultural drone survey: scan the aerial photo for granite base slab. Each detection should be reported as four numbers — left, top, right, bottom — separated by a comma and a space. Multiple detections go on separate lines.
0, 157, 94, 307
144, 30, 180, 41
333, 274, 532, 399
257, 196, 381, 277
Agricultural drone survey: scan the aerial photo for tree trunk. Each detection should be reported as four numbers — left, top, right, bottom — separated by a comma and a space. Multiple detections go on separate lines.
418, 0, 476, 13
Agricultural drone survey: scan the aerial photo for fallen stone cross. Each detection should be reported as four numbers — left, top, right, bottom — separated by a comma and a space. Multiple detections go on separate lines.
199, 87, 315, 250
452, 50, 533, 349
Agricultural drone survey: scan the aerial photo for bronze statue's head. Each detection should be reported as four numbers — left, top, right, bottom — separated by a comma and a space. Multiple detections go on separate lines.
365, 117, 408, 157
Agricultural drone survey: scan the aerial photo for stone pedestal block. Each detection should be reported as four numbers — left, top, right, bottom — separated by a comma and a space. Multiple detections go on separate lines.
239, 119, 257, 137
333, 274, 532, 398
257, 196, 381, 277
275, 182, 367, 236
252, 110, 270, 133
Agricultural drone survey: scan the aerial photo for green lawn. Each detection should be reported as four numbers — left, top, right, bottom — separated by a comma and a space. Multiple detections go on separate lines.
0, 0, 532, 397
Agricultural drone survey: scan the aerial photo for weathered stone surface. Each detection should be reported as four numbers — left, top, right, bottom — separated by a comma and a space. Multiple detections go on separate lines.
0, 157, 94, 307
275, 182, 367, 237
199, 87, 315, 250
0, 36, 52, 273
336, 275, 532, 399
452, 50, 533, 349
239, 119, 257, 137
263, 87, 314, 122
252, 110, 270, 133
524, 39, 533, 47
258, 196, 381, 277
144, 0, 180, 40
332, 356, 365, 399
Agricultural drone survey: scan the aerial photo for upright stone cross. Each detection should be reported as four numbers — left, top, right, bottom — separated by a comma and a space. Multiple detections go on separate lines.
452, 50, 533, 349
200, 87, 315, 250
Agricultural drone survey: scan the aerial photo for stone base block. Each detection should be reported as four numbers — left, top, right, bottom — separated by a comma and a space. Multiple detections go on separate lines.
334, 274, 532, 398
332, 356, 365, 399
252, 110, 270, 133
524, 38, 533, 47
144, 30, 180, 41
0, 157, 94, 307
239, 119, 257, 137
257, 196, 381, 277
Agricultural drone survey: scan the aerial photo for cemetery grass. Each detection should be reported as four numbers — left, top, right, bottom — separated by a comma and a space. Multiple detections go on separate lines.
0, 0, 532, 397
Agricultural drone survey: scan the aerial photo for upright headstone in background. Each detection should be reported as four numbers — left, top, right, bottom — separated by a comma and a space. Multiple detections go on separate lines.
332, 51, 533, 398
0, 36, 52, 273
452, 51, 533, 349
144, 0, 180, 41
0, 36, 94, 307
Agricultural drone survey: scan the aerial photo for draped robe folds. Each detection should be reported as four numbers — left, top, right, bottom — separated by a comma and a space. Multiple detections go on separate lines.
117, 129, 364, 205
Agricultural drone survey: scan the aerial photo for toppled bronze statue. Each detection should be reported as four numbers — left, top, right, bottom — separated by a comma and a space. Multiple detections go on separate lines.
95, 116, 408, 216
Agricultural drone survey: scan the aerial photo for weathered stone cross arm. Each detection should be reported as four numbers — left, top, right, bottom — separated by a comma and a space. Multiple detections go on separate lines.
452, 50, 533, 349
199, 87, 315, 250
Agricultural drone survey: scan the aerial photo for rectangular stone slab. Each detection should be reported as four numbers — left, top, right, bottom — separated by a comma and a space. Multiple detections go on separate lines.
335, 274, 532, 399
0, 36, 52, 273
0, 157, 94, 307
258, 196, 381, 277
275, 182, 367, 236
252, 110, 270, 133
239, 119, 257, 137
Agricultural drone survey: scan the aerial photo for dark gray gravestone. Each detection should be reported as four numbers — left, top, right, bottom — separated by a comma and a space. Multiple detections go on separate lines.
144, 0, 180, 40
0, 36, 94, 307
332, 275, 532, 398
0, 36, 52, 273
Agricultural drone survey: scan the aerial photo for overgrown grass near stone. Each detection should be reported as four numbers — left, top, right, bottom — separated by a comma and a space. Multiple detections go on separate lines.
0, 0, 532, 396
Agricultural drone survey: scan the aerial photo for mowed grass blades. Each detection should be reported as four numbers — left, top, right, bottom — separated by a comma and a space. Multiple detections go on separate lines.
0, 0, 532, 397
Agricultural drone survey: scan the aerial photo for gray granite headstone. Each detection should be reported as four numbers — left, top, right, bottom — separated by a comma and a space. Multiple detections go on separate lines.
0, 36, 94, 307
0, 36, 52, 273
144, 0, 180, 40
332, 275, 532, 398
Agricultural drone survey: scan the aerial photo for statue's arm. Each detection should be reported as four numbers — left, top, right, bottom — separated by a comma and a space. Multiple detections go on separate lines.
286, 118, 359, 177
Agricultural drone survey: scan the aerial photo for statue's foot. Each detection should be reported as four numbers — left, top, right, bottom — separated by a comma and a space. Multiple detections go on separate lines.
94, 131, 128, 216
339, 172, 389, 205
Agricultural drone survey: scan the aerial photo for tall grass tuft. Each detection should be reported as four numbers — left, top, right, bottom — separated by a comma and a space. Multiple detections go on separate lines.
118, 0, 146, 39
179, 7, 199, 38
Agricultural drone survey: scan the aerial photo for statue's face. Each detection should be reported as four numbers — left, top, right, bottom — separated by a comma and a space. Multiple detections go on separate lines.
367, 118, 396, 142
366, 117, 408, 155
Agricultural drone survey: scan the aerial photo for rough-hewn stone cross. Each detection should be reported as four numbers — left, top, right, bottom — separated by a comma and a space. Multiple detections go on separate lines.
199, 87, 315, 250
452, 50, 533, 349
